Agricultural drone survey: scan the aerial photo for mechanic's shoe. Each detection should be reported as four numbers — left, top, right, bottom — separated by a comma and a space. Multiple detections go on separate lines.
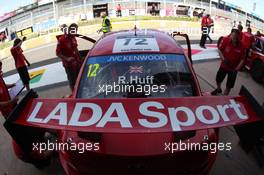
200, 45, 207, 49
211, 89, 222, 95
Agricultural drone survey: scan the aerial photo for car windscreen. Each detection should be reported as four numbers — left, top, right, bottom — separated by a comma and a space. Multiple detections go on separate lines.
77, 54, 195, 99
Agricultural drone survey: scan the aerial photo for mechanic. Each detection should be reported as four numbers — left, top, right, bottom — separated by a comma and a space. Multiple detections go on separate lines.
116, 4, 122, 17
56, 23, 81, 91
255, 31, 264, 37
10, 37, 31, 91
211, 29, 246, 95
199, 14, 209, 49
0, 61, 17, 119
151, 4, 157, 16
0, 60, 52, 169
98, 12, 112, 34
60, 23, 68, 35
241, 27, 254, 57
206, 14, 214, 44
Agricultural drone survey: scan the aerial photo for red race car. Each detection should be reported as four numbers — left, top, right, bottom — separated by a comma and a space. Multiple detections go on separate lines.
245, 35, 264, 83
60, 30, 216, 175
4, 29, 264, 175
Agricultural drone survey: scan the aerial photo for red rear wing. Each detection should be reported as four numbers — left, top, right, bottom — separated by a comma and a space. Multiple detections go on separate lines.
4, 86, 264, 134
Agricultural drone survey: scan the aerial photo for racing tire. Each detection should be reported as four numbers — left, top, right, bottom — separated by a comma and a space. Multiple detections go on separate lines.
217, 36, 223, 48
251, 60, 264, 83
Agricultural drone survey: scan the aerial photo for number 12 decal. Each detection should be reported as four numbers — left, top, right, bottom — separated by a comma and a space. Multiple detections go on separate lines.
123, 38, 148, 46
87, 64, 100, 77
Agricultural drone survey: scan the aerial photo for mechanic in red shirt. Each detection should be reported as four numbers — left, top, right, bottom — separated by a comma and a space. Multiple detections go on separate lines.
0, 61, 17, 118
200, 14, 209, 49
116, 4, 122, 17
60, 23, 68, 35
56, 23, 81, 91
241, 27, 254, 56
0, 61, 53, 168
211, 29, 246, 95
10, 37, 31, 91
255, 31, 264, 37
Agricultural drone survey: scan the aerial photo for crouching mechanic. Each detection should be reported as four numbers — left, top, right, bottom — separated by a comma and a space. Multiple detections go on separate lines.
211, 29, 246, 95
0, 60, 53, 169
56, 23, 81, 91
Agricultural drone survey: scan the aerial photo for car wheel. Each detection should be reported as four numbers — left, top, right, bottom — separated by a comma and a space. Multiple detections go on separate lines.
251, 60, 264, 82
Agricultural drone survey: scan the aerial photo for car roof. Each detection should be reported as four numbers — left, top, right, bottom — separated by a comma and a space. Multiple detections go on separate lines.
88, 29, 185, 57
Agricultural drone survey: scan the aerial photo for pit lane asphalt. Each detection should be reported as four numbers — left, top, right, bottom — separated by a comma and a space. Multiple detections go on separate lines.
0, 42, 263, 175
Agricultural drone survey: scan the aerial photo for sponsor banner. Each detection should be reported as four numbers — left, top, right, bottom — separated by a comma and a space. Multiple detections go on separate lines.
88, 54, 185, 64
33, 19, 57, 32
12, 96, 263, 133
16, 27, 33, 37
0, 12, 15, 22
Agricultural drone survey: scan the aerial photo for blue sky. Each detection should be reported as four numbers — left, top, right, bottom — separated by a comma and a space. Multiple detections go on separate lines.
0, 0, 263, 19
222, 0, 264, 18
0, 0, 33, 15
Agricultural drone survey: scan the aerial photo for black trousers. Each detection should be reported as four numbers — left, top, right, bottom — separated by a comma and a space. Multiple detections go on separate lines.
216, 67, 238, 89
65, 67, 79, 90
117, 10, 122, 17
207, 27, 213, 42
17, 66, 30, 85
200, 27, 208, 47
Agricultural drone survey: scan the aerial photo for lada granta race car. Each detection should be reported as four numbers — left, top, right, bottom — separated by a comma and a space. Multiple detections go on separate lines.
4, 29, 264, 175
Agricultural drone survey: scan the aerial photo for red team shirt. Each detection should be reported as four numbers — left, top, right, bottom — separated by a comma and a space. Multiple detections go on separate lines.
0, 74, 12, 118
10, 47, 27, 69
241, 32, 254, 49
201, 16, 208, 27
0, 71, 24, 159
56, 35, 81, 70
219, 36, 246, 71
207, 18, 214, 26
